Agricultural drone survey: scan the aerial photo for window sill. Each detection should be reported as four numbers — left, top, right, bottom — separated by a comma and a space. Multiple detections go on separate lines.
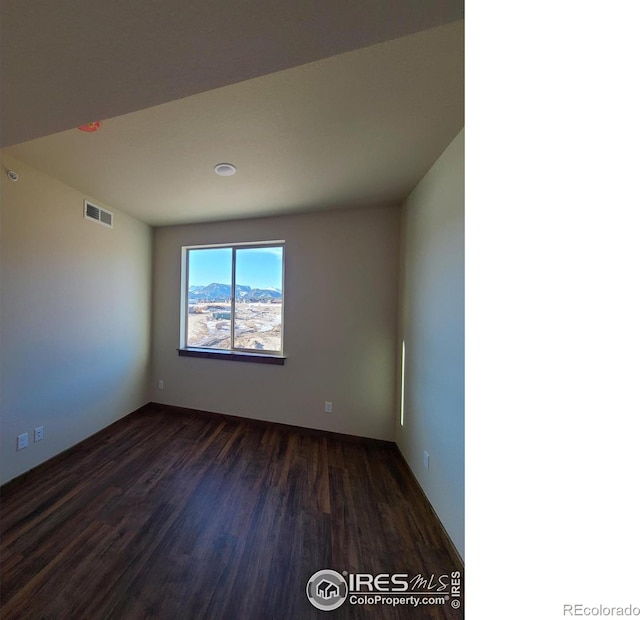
178, 348, 286, 365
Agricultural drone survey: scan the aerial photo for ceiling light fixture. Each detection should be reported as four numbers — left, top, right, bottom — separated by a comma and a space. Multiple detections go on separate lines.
214, 163, 237, 176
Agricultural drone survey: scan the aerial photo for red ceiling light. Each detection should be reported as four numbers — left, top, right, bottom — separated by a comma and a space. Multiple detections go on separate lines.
78, 121, 101, 132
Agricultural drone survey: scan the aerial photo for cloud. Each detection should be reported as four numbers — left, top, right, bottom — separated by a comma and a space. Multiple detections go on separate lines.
245, 246, 283, 257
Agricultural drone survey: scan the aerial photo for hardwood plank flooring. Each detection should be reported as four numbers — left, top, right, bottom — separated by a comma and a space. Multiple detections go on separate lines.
1, 404, 463, 619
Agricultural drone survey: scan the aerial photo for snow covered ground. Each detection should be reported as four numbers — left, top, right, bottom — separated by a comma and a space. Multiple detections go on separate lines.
187, 303, 282, 352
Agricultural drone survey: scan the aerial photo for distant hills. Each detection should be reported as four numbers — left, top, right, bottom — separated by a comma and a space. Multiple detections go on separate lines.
189, 283, 282, 303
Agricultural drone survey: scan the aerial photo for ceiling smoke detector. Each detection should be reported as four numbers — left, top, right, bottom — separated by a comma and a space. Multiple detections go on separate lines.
214, 163, 237, 176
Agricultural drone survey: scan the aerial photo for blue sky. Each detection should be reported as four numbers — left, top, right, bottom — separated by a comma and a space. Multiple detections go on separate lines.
188, 246, 283, 289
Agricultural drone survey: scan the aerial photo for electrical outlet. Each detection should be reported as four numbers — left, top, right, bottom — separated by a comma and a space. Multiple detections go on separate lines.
34, 426, 44, 442
423, 451, 429, 470
17, 433, 28, 450
324, 401, 333, 413
158, 380, 164, 390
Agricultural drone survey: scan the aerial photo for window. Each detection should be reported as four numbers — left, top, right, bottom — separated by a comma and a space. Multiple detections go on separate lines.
180, 241, 285, 360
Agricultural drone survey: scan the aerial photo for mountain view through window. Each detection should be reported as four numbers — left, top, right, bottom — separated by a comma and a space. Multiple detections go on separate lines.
186, 244, 284, 354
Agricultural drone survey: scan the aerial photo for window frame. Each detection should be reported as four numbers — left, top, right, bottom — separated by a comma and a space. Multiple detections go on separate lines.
179, 240, 286, 360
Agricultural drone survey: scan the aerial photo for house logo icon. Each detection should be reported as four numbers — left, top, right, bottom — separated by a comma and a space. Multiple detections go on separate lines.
306, 569, 348, 610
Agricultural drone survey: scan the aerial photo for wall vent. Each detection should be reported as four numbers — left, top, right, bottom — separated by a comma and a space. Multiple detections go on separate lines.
84, 200, 113, 228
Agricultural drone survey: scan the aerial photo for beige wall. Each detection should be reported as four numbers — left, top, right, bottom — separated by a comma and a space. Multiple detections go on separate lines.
397, 129, 464, 558
151, 206, 400, 440
0, 155, 152, 484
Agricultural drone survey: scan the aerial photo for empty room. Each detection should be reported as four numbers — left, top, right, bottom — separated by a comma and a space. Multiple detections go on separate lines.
1, 1, 464, 618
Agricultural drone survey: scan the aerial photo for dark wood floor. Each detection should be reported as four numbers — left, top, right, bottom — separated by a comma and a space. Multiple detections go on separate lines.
1, 404, 463, 619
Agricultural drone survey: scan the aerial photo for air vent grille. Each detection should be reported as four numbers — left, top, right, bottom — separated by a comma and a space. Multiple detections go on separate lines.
85, 203, 100, 221
100, 209, 112, 226
84, 200, 113, 228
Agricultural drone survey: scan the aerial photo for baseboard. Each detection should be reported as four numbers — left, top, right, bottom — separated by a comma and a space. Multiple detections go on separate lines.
392, 444, 465, 570
1, 401, 392, 494
0, 403, 150, 495
148, 401, 395, 448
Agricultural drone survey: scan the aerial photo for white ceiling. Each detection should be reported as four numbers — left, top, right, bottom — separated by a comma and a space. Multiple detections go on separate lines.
1, 1, 464, 226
